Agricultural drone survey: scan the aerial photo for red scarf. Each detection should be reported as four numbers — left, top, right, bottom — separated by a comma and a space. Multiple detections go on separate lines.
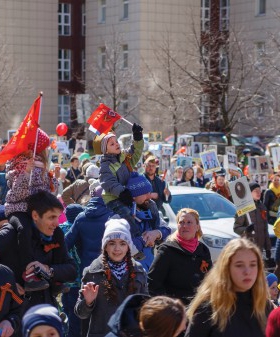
176, 233, 199, 253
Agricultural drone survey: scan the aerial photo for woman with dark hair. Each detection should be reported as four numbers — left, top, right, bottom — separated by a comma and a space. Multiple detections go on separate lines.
75, 218, 147, 337
175, 166, 195, 187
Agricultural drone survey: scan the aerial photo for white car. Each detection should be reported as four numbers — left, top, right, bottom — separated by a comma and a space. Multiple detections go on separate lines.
163, 186, 276, 262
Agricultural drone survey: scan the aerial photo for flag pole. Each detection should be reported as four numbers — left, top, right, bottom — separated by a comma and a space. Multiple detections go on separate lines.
121, 117, 133, 126
32, 92, 43, 159
29, 92, 43, 185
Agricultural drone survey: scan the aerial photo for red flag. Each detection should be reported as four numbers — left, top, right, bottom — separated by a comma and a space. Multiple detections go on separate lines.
0, 95, 42, 164
87, 103, 121, 135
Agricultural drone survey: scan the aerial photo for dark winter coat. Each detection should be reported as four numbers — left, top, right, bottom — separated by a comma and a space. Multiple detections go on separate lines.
105, 294, 150, 337
75, 255, 148, 337
148, 240, 212, 305
233, 200, 271, 252
0, 223, 77, 315
185, 291, 273, 337
65, 197, 114, 273
0, 264, 22, 336
264, 188, 278, 224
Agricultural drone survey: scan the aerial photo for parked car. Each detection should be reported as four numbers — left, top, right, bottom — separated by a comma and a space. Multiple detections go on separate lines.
163, 186, 276, 262
184, 132, 264, 157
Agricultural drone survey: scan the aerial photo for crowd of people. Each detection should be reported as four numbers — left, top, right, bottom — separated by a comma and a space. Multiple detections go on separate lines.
1, 127, 280, 337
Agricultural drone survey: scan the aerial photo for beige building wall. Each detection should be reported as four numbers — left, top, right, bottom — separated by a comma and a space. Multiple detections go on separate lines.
0, 0, 58, 140
230, 0, 280, 135
86, 0, 200, 137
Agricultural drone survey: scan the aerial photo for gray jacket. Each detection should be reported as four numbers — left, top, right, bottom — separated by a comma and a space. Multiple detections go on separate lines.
74, 255, 148, 337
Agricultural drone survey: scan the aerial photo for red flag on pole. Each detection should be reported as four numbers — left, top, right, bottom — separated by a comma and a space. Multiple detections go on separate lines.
87, 103, 121, 135
0, 94, 42, 164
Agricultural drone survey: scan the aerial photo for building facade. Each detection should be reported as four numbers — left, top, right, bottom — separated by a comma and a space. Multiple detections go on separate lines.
0, 0, 280, 141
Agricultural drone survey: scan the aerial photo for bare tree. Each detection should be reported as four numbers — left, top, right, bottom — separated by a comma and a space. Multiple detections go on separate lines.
86, 29, 140, 134
142, 18, 279, 150
141, 32, 198, 152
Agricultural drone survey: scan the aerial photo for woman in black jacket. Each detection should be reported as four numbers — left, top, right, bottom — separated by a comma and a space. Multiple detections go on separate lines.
148, 208, 212, 305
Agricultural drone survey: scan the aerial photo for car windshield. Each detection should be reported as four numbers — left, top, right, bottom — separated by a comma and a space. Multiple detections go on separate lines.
170, 193, 236, 220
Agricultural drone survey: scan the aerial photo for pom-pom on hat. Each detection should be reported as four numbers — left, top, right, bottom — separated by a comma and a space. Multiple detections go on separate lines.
22, 304, 63, 337
249, 182, 260, 192
28, 128, 50, 154
86, 164, 100, 178
266, 273, 278, 287
65, 204, 84, 224
126, 172, 152, 198
102, 218, 133, 251
266, 307, 280, 337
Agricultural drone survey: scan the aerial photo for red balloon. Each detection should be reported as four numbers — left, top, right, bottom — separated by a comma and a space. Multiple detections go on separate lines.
56, 123, 68, 136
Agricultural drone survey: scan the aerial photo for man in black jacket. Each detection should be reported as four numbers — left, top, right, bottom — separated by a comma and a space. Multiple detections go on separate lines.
0, 191, 77, 317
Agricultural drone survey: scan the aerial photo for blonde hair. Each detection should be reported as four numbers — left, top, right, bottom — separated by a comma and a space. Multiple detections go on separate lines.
187, 238, 269, 333
169, 208, 203, 240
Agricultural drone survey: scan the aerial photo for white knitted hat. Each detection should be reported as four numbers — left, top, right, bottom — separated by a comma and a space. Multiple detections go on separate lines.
102, 218, 133, 251
86, 164, 100, 178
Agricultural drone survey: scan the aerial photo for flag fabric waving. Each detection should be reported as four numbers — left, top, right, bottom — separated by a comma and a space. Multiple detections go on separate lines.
0, 94, 42, 164
87, 103, 121, 135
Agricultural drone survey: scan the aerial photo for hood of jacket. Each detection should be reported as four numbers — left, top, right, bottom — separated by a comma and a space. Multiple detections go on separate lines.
106, 294, 150, 337
84, 197, 114, 219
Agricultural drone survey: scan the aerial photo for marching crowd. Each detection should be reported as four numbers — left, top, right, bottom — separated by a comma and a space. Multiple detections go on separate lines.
0, 124, 280, 337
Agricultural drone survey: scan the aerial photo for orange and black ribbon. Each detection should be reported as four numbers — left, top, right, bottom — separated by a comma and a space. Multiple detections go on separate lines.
0, 283, 23, 312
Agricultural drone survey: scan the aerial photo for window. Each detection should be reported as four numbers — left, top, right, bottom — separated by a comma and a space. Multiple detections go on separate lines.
82, 4, 86, 36
219, 46, 228, 77
201, 45, 209, 77
122, 44, 128, 68
82, 49, 86, 82
220, 0, 229, 31
257, 0, 266, 15
58, 49, 71, 81
98, 0, 106, 23
201, 0, 210, 32
99, 47, 106, 69
254, 94, 265, 119
200, 94, 210, 124
255, 41, 265, 68
58, 95, 70, 124
120, 93, 128, 113
122, 0, 129, 20
58, 3, 71, 36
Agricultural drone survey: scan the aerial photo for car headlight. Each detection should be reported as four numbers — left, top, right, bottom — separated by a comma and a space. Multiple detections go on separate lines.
202, 235, 232, 248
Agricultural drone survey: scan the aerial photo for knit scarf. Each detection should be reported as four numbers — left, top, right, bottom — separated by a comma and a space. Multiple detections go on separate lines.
108, 259, 127, 280
176, 233, 199, 253
269, 183, 280, 198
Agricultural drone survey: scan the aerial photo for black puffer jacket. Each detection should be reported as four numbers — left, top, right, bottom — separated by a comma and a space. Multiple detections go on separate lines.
148, 240, 212, 305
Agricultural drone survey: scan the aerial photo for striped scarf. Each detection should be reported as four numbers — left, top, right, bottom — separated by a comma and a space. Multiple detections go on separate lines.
108, 259, 127, 280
